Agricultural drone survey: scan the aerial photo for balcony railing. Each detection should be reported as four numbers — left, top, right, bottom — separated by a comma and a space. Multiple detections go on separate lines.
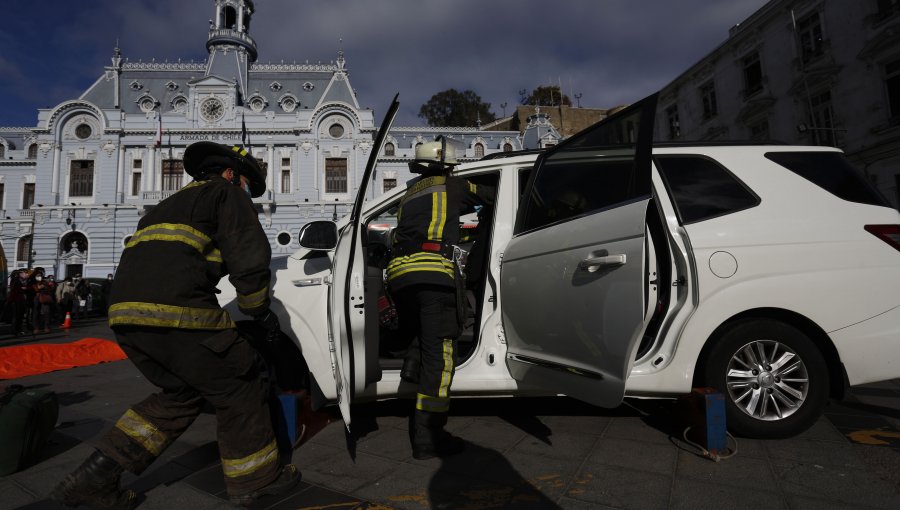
206, 29, 258, 60
138, 189, 272, 204
142, 190, 178, 201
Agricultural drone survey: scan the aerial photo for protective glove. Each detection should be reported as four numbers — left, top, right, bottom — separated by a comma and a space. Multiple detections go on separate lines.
253, 310, 281, 343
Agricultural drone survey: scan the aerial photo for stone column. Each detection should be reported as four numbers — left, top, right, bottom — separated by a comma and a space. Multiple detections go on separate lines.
237, 5, 244, 32
215, 2, 222, 29
266, 144, 274, 193
146, 145, 156, 194
116, 144, 125, 202
51, 143, 61, 205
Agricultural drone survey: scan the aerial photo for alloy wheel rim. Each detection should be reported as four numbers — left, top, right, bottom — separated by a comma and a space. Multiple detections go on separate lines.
725, 339, 809, 421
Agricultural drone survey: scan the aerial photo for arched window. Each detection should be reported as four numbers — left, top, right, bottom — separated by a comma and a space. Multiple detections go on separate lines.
60, 232, 88, 255
0, 144, 4, 158
224, 6, 237, 29
17, 235, 32, 264
474, 143, 484, 158
27, 145, 38, 159
503, 143, 513, 152
384, 142, 395, 156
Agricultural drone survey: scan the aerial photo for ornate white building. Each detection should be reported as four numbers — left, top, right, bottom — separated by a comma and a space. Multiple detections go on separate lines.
0, 0, 521, 278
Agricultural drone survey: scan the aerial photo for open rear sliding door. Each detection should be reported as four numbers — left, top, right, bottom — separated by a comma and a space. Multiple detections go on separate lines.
500, 94, 658, 407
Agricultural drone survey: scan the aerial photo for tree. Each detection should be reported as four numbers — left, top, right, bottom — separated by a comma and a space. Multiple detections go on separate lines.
418, 89, 496, 127
522, 85, 571, 107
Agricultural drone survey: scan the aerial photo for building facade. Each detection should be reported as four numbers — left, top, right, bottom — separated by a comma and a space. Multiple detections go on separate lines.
0, 0, 522, 278
485, 104, 611, 141
654, 0, 900, 208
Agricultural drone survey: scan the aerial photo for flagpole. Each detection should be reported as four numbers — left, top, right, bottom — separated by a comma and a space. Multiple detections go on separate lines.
156, 111, 162, 148
155, 111, 163, 193
241, 112, 250, 149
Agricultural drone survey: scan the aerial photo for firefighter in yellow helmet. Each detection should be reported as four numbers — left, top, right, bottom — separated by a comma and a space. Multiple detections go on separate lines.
388, 138, 494, 459
51, 142, 298, 509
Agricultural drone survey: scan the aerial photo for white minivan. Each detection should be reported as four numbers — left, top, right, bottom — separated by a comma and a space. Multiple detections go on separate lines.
221, 95, 900, 438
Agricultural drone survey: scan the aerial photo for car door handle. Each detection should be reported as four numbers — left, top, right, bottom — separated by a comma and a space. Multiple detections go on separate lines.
292, 278, 322, 287
579, 254, 626, 272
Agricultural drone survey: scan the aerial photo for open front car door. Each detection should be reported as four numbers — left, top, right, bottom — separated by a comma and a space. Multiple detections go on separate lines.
500, 94, 658, 407
329, 95, 400, 429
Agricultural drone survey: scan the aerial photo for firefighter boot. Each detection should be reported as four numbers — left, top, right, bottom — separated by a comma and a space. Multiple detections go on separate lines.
411, 409, 464, 460
229, 464, 301, 506
49, 449, 138, 510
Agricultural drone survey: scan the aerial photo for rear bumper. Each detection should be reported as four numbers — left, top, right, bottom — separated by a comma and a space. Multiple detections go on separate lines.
830, 304, 900, 386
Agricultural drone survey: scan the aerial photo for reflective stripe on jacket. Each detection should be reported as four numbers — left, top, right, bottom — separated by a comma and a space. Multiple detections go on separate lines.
387, 174, 492, 291
108, 176, 271, 329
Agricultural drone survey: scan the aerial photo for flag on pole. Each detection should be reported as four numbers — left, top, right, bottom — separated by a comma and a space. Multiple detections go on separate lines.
155, 112, 163, 148
241, 112, 248, 147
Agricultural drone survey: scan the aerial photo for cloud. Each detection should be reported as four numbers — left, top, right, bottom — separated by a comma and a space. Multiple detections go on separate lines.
0, 0, 769, 126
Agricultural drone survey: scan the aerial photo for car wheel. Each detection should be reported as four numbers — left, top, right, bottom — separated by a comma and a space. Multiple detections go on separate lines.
703, 319, 829, 439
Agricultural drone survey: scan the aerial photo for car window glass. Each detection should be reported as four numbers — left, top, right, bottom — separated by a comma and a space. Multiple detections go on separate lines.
521, 149, 637, 231
366, 203, 399, 268
518, 100, 653, 233
518, 167, 532, 202
765, 152, 889, 207
655, 155, 760, 224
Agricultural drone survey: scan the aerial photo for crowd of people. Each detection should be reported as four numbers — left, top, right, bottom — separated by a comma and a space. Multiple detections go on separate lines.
1, 268, 112, 336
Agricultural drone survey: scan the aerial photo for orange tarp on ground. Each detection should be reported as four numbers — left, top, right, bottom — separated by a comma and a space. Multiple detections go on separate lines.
0, 338, 127, 380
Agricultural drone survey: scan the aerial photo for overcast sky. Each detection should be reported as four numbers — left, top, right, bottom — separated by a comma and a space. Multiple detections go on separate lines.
0, 0, 770, 127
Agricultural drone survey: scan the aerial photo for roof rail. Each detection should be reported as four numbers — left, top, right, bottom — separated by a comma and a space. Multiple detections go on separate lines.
654, 140, 787, 148
479, 149, 545, 161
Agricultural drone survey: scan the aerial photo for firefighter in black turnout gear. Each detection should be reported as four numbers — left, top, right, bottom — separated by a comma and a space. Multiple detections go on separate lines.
389, 139, 493, 459
50, 142, 299, 509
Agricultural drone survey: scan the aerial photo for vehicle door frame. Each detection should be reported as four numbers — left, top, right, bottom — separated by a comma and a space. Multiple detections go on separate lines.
500, 93, 658, 408
330, 94, 400, 428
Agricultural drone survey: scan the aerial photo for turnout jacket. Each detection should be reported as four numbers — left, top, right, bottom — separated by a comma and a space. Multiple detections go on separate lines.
108, 176, 271, 330
387, 174, 493, 292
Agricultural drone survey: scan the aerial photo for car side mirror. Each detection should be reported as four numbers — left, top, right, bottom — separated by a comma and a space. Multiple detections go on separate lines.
297, 221, 338, 250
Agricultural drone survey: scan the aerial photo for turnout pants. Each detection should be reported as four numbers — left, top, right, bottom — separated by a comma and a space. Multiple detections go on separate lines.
395, 284, 460, 413
96, 326, 279, 496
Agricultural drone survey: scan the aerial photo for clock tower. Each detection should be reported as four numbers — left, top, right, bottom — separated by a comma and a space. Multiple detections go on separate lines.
205, 0, 257, 105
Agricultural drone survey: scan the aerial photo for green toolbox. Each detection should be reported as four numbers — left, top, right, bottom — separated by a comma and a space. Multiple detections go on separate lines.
0, 384, 59, 475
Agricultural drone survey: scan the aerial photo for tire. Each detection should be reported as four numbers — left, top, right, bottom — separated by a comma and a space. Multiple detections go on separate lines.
703, 319, 829, 439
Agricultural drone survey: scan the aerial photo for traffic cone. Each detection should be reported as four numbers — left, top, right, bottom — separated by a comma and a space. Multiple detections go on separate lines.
61, 312, 72, 330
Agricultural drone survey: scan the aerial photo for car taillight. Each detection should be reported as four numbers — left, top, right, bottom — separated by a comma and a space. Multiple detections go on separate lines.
864, 225, 900, 251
